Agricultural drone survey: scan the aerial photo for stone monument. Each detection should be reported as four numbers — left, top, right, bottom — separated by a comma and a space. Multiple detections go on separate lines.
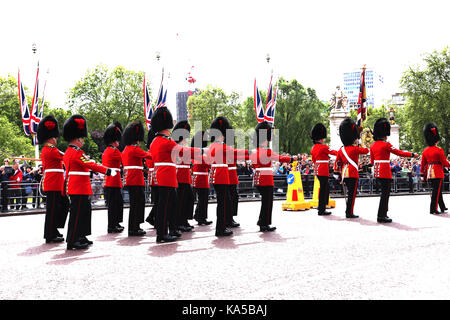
328, 86, 349, 151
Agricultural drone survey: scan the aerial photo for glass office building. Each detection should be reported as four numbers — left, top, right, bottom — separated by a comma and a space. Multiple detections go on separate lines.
343, 69, 384, 109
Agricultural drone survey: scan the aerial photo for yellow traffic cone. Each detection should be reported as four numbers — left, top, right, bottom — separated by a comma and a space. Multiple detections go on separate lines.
282, 171, 311, 211
308, 176, 336, 208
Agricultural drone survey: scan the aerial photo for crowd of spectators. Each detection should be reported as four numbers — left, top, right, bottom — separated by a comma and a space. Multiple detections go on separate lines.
0, 157, 44, 212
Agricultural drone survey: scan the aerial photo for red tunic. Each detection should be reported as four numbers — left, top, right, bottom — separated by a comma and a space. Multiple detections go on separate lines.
207, 142, 248, 185
102, 146, 122, 188
9, 169, 23, 189
250, 148, 291, 186
420, 146, 450, 179
311, 143, 338, 177
370, 141, 413, 179
121, 145, 151, 187
228, 147, 250, 185
41, 143, 65, 192
192, 155, 210, 189
176, 154, 192, 185
150, 134, 200, 188
63, 145, 108, 195
334, 146, 369, 179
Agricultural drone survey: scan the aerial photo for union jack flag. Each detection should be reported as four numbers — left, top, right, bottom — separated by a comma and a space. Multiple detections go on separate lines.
143, 76, 152, 131
265, 82, 278, 124
254, 79, 264, 123
154, 68, 166, 110
29, 62, 41, 135
17, 70, 31, 136
357, 66, 367, 127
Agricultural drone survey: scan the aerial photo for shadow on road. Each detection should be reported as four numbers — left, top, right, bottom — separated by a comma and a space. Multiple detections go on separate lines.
18, 243, 64, 257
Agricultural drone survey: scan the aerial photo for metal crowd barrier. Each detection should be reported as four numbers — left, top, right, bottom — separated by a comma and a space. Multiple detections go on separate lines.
0, 172, 449, 213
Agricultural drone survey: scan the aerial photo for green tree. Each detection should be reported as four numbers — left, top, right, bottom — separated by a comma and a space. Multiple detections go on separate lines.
400, 47, 450, 154
0, 116, 35, 160
67, 65, 147, 131
0, 75, 24, 131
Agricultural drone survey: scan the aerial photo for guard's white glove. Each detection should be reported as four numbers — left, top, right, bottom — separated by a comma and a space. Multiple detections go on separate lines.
110, 169, 117, 177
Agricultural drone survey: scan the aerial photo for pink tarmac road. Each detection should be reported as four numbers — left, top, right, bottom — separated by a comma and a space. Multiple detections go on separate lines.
0, 194, 449, 300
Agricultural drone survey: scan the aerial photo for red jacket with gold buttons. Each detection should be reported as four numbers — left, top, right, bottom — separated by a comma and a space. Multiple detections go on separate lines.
420, 145, 450, 179
122, 145, 151, 187
41, 143, 65, 192
63, 145, 108, 195
192, 155, 210, 189
334, 145, 369, 179
250, 148, 291, 186
370, 141, 413, 179
102, 145, 122, 188
207, 142, 248, 185
311, 143, 338, 177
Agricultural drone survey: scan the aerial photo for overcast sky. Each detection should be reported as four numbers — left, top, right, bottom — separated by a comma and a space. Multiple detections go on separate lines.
1, 0, 449, 117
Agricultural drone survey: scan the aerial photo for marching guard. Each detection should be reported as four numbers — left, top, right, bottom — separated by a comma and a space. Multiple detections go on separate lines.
102, 122, 124, 233
172, 120, 195, 232
121, 121, 152, 236
38, 115, 69, 243
251, 121, 295, 232
370, 118, 418, 223
208, 117, 248, 236
310, 123, 337, 216
149, 107, 201, 243
63, 115, 117, 250
191, 130, 212, 225
334, 118, 369, 218
421, 123, 450, 214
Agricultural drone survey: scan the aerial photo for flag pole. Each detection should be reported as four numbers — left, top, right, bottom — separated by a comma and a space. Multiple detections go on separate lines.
32, 43, 40, 168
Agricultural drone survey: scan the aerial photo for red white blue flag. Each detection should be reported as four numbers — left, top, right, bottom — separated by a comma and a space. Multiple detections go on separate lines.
143, 76, 152, 131
17, 70, 31, 136
30, 62, 40, 135
265, 82, 277, 124
254, 79, 265, 123
357, 66, 367, 127
154, 68, 166, 110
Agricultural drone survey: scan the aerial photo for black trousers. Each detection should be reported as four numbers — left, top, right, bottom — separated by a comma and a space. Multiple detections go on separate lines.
377, 178, 391, 218
127, 186, 145, 231
155, 186, 177, 237
429, 178, 446, 213
1, 182, 8, 211
213, 184, 232, 232
317, 176, 330, 214
344, 178, 358, 216
146, 186, 159, 224
32, 188, 41, 208
67, 195, 92, 244
193, 188, 209, 221
104, 187, 124, 229
256, 186, 274, 226
229, 184, 239, 217
44, 191, 69, 240
176, 183, 194, 226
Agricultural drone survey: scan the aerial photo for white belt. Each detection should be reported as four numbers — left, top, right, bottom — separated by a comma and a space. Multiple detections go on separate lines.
316, 160, 329, 163
154, 162, 177, 167
69, 171, 90, 176
255, 167, 273, 171
374, 160, 390, 163
149, 168, 154, 172
211, 164, 229, 168
176, 165, 190, 169
228, 167, 237, 170
193, 172, 208, 175
45, 169, 64, 173
123, 166, 143, 170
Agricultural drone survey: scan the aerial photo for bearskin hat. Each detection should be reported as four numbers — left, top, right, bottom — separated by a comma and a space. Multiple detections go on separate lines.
209, 116, 231, 142
37, 115, 59, 145
339, 117, 359, 146
172, 120, 191, 143
150, 107, 174, 133
253, 121, 272, 147
63, 115, 88, 142
310, 123, 327, 143
191, 130, 208, 148
423, 122, 440, 146
146, 128, 156, 149
103, 121, 123, 145
373, 118, 391, 141
122, 121, 145, 146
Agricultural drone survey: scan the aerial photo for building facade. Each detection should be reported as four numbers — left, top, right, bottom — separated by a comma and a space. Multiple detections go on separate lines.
343, 69, 384, 109
176, 90, 196, 121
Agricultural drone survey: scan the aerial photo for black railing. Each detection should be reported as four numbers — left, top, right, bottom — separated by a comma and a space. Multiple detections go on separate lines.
0, 172, 449, 213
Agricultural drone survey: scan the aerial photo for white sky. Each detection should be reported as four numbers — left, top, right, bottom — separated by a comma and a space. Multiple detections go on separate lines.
1, 0, 449, 118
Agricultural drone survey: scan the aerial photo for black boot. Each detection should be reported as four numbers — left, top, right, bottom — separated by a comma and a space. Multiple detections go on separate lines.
67, 241, 89, 250
227, 219, 240, 228
259, 225, 276, 232
156, 235, 177, 243
377, 216, 392, 223
318, 211, 332, 216
215, 229, 233, 237
45, 236, 64, 243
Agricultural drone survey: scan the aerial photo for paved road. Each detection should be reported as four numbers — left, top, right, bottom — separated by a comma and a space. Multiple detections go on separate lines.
0, 194, 449, 300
